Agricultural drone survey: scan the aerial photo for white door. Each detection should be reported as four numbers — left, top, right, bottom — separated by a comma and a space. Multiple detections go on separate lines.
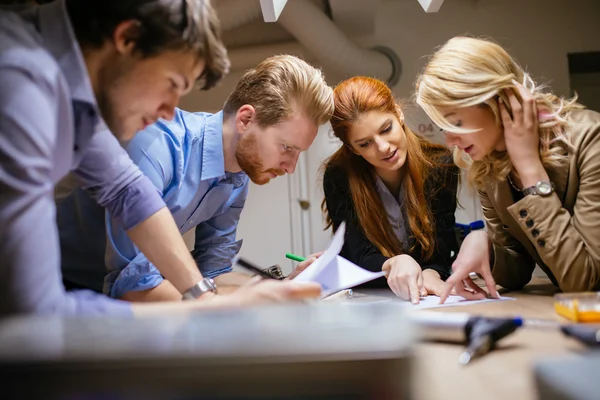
306, 124, 341, 255
235, 167, 304, 275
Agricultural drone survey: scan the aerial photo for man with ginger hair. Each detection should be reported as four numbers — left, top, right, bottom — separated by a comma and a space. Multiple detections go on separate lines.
58, 55, 334, 302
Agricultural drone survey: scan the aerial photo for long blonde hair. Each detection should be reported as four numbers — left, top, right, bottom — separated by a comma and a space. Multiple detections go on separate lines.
415, 36, 583, 188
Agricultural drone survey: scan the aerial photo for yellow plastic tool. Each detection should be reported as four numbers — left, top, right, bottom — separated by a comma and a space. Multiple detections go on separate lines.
554, 292, 600, 323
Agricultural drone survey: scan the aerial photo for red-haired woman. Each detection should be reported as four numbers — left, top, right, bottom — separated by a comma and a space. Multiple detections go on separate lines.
322, 76, 472, 304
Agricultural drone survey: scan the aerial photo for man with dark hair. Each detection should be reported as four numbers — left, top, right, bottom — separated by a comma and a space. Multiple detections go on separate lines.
0, 0, 321, 316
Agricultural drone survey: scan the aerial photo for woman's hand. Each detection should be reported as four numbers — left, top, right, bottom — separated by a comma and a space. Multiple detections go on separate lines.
500, 80, 549, 186
422, 269, 454, 297
383, 255, 425, 304
439, 230, 500, 304
286, 251, 324, 280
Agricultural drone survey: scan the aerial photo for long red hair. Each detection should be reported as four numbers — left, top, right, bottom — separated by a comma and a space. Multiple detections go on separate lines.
322, 76, 450, 260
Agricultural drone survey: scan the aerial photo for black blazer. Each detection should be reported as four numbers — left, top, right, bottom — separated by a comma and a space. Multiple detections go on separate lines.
323, 158, 460, 288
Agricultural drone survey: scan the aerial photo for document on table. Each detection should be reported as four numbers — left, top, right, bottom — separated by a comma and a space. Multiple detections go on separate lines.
341, 292, 514, 309
293, 222, 386, 297
411, 295, 514, 309
292, 220, 514, 306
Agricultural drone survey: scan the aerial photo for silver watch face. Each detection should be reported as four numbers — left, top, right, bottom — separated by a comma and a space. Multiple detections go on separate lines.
536, 181, 552, 196
183, 278, 217, 300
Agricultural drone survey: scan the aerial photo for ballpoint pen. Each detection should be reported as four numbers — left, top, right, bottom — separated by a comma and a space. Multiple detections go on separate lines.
561, 325, 600, 347
410, 312, 523, 365
459, 316, 523, 365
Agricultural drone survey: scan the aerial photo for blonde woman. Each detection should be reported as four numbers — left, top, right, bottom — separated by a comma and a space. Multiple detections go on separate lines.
416, 36, 600, 302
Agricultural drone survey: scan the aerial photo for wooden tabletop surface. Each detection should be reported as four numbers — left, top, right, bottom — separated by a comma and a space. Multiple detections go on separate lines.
412, 277, 586, 400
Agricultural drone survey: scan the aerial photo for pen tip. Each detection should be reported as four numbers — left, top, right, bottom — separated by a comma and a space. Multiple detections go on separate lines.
458, 352, 471, 365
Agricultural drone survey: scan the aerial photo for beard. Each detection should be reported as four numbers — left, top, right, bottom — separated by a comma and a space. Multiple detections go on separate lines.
235, 133, 285, 185
95, 61, 131, 140
96, 89, 125, 138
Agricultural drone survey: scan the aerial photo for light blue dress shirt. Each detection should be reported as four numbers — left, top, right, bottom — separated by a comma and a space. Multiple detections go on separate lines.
59, 110, 249, 299
0, 0, 164, 316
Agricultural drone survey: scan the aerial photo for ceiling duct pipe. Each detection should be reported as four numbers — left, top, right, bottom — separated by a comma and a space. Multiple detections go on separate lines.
216, 0, 263, 32
221, 0, 401, 86
277, 0, 401, 86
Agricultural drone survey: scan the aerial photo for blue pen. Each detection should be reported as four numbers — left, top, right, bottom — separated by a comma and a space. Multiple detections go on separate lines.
410, 312, 523, 364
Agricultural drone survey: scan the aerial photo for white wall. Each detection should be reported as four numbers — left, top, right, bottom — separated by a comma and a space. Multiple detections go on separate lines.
179, 0, 600, 256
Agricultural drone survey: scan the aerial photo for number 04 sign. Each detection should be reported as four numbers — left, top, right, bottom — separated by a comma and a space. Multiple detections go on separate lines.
403, 104, 445, 145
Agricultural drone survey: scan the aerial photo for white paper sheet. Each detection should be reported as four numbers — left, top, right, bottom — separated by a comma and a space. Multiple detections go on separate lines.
411, 295, 514, 309
293, 222, 386, 297
341, 293, 514, 309
292, 222, 513, 306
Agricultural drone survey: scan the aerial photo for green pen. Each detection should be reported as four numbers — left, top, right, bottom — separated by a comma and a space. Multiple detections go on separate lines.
285, 253, 307, 262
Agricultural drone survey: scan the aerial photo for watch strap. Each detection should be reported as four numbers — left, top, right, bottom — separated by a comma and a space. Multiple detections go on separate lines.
521, 181, 554, 196
182, 278, 217, 300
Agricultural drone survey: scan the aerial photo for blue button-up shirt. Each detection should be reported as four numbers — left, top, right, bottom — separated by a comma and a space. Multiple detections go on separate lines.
59, 110, 249, 299
0, 0, 165, 316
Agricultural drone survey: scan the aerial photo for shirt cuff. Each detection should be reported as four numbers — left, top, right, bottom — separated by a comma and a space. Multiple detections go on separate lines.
193, 239, 242, 277
105, 262, 164, 299
203, 266, 233, 279
105, 176, 166, 230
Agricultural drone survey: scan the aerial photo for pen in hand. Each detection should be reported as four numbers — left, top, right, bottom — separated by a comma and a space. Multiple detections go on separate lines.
285, 253, 307, 262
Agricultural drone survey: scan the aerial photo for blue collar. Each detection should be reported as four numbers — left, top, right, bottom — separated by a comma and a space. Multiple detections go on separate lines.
200, 111, 246, 187
200, 111, 226, 180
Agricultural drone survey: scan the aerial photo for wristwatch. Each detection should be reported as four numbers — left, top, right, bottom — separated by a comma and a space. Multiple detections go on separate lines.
521, 181, 554, 197
182, 277, 218, 300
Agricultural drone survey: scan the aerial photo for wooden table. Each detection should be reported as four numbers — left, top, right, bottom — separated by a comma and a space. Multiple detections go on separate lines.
412, 277, 585, 400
